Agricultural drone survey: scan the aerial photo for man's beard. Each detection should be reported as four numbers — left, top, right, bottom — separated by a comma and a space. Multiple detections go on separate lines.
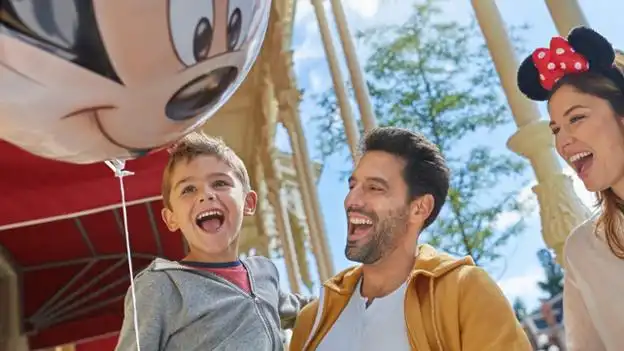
345, 206, 409, 264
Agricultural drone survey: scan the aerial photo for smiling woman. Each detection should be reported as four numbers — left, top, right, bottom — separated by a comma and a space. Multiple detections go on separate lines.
547, 51, 624, 259
517, 26, 624, 351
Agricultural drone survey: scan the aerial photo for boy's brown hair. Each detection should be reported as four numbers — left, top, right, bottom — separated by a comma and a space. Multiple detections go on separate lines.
161, 132, 250, 209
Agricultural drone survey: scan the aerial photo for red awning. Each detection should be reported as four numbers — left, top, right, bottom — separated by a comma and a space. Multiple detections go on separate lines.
0, 141, 185, 349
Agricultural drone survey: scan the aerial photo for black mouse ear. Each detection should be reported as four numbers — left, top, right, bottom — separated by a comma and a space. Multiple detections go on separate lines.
567, 26, 615, 69
517, 55, 549, 101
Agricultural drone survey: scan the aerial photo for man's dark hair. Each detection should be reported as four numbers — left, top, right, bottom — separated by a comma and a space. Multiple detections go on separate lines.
361, 127, 450, 229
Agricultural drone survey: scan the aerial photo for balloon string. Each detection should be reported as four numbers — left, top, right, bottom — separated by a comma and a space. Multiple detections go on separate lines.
118, 173, 141, 351
106, 160, 140, 351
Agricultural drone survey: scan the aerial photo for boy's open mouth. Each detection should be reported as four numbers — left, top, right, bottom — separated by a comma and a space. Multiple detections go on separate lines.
195, 209, 225, 233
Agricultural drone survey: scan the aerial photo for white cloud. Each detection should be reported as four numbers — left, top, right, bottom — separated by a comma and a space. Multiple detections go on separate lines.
308, 69, 327, 93
292, 0, 415, 65
343, 0, 381, 19
493, 185, 537, 231
293, 20, 326, 62
493, 211, 523, 231
497, 266, 544, 310
294, 0, 314, 20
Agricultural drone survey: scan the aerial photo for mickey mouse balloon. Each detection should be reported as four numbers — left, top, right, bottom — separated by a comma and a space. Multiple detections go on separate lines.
0, 0, 270, 164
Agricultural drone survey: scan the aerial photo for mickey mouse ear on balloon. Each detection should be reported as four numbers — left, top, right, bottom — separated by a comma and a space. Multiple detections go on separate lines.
517, 26, 618, 102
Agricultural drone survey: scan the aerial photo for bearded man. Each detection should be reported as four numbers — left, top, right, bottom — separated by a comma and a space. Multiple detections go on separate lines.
290, 127, 530, 351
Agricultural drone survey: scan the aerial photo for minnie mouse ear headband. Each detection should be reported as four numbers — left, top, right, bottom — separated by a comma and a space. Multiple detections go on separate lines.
517, 26, 624, 101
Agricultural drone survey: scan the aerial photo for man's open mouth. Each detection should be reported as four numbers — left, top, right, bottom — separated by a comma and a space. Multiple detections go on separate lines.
348, 217, 374, 241
195, 209, 225, 233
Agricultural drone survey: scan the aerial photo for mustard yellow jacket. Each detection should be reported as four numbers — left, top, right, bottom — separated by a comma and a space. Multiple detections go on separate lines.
290, 245, 531, 351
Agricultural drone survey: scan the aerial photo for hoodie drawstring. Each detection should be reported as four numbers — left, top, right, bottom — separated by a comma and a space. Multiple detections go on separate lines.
428, 279, 444, 351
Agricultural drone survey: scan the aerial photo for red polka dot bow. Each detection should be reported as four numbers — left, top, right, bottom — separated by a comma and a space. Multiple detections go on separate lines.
531, 37, 589, 90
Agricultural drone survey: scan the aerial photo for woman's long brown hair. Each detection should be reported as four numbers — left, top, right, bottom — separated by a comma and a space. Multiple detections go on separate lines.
551, 53, 624, 259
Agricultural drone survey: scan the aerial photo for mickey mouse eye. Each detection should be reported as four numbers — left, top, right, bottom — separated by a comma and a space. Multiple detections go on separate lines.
169, 0, 215, 66
4, 0, 79, 51
226, 0, 252, 52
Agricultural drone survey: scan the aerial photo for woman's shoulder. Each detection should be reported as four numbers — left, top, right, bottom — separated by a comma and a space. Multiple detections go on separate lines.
564, 212, 600, 262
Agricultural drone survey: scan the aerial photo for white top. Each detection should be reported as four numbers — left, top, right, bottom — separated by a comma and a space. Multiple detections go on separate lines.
316, 278, 411, 351
563, 214, 624, 351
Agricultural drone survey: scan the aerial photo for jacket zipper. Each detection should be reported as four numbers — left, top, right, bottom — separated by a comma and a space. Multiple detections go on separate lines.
172, 264, 278, 350
241, 260, 277, 351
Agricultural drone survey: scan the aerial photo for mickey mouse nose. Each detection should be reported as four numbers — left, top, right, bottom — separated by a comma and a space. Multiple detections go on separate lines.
165, 66, 239, 121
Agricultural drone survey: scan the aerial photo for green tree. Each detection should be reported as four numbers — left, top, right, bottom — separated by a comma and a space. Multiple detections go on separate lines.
536, 248, 564, 299
310, 0, 529, 268
512, 297, 528, 322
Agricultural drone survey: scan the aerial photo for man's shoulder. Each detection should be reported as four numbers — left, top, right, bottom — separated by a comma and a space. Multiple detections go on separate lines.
295, 298, 320, 331
414, 244, 475, 279
290, 297, 320, 349
299, 296, 320, 316
427, 262, 501, 299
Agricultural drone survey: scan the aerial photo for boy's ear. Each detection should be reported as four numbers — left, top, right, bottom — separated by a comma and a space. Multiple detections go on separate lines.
161, 207, 180, 232
244, 190, 258, 216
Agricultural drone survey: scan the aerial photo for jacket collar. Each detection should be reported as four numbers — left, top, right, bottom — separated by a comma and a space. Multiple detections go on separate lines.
322, 244, 474, 295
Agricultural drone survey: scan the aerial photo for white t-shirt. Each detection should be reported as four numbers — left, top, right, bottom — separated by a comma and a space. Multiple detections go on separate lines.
316, 278, 411, 351
563, 214, 624, 351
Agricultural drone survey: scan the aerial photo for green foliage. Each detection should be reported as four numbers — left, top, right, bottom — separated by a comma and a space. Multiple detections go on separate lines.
309, 0, 530, 268
512, 297, 528, 321
536, 248, 564, 299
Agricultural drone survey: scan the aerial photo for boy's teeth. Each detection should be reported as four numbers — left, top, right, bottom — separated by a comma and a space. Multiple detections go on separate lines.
569, 152, 592, 163
197, 210, 223, 219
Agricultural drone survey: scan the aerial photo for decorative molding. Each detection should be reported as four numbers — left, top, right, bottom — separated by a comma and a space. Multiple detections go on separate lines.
507, 120, 590, 264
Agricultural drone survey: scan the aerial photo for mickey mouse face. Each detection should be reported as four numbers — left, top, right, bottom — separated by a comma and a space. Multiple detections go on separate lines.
165, 0, 253, 121
0, 0, 269, 163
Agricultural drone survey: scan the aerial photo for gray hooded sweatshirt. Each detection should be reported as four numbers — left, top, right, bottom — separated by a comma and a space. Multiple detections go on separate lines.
115, 256, 312, 351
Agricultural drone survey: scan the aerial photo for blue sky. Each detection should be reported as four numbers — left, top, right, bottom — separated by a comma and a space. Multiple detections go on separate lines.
272, 0, 623, 310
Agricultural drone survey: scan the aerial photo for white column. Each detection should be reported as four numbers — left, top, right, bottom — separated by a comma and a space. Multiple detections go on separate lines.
256, 65, 302, 293
266, 32, 335, 279
328, 0, 377, 132
471, 0, 590, 263
263, 12, 334, 281
310, 0, 360, 159
278, 89, 334, 280
544, 0, 589, 36
257, 152, 302, 293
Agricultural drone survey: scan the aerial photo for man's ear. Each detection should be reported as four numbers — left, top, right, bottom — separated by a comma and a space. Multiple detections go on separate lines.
244, 190, 258, 216
409, 194, 434, 225
161, 207, 180, 232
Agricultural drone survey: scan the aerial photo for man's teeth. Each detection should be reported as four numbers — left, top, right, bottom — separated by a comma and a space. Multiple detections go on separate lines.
569, 152, 592, 163
197, 210, 223, 220
349, 217, 372, 225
